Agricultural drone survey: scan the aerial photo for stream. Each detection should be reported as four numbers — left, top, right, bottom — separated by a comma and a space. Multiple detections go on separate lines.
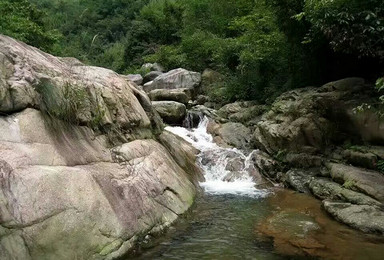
131, 117, 384, 260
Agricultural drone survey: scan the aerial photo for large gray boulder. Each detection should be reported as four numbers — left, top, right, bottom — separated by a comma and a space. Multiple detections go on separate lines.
217, 122, 252, 149
0, 109, 198, 260
143, 71, 163, 84
152, 101, 187, 125
148, 88, 192, 104
123, 74, 143, 85
0, 35, 153, 139
323, 201, 384, 234
0, 35, 200, 259
282, 169, 318, 193
143, 68, 201, 92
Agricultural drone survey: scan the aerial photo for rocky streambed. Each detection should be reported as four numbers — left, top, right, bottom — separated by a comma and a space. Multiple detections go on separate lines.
1, 34, 384, 260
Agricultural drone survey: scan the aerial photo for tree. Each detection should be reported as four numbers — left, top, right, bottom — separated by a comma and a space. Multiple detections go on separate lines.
0, 0, 60, 52
301, 0, 384, 58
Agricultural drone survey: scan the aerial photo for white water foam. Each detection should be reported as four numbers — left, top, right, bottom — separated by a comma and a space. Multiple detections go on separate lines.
166, 117, 268, 197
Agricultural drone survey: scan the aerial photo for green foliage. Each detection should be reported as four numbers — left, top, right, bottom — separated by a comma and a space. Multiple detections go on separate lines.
145, 0, 292, 102
5, 0, 383, 104
377, 160, 384, 173
302, 0, 384, 58
376, 77, 384, 106
353, 77, 384, 117
274, 150, 288, 162
0, 0, 60, 52
342, 179, 356, 189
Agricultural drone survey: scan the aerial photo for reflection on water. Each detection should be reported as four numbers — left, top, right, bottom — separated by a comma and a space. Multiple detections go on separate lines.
258, 189, 384, 260
132, 194, 290, 260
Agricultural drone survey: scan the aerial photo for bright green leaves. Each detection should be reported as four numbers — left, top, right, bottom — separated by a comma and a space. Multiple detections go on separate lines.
302, 0, 384, 58
0, 0, 60, 52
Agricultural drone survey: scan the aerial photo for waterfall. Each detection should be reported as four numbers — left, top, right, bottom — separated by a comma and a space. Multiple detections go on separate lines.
166, 117, 268, 197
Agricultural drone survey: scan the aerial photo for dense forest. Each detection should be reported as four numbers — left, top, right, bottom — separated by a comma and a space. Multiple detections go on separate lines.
1, 0, 383, 102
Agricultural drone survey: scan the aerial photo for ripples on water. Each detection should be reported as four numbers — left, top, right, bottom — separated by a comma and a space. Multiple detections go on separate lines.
134, 194, 291, 260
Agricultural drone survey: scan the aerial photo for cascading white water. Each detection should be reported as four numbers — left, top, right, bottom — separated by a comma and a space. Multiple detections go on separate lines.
165, 117, 268, 197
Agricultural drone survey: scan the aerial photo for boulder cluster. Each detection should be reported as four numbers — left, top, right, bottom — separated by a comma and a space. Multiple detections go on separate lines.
193, 77, 384, 235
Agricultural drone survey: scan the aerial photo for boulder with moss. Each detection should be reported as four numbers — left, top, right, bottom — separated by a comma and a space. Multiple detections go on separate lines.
152, 101, 187, 125
0, 35, 200, 260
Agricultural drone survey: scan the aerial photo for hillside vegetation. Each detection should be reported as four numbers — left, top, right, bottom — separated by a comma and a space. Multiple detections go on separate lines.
1, 0, 383, 102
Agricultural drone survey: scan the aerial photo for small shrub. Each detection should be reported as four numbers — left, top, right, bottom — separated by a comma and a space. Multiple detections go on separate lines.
274, 149, 288, 162
36, 80, 88, 124
377, 160, 384, 173
342, 179, 356, 189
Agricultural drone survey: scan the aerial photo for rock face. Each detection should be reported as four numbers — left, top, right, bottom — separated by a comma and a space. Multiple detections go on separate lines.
253, 87, 336, 154
216, 122, 252, 150
218, 101, 266, 126
143, 68, 201, 93
327, 163, 384, 202
0, 35, 200, 259
152, 101, 187, 125
252, 78, 384, 155
283, 169, 318, 193
235, 77, 384, 234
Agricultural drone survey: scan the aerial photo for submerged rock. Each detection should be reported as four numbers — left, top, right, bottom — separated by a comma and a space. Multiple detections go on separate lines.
257, 189, 384, 259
